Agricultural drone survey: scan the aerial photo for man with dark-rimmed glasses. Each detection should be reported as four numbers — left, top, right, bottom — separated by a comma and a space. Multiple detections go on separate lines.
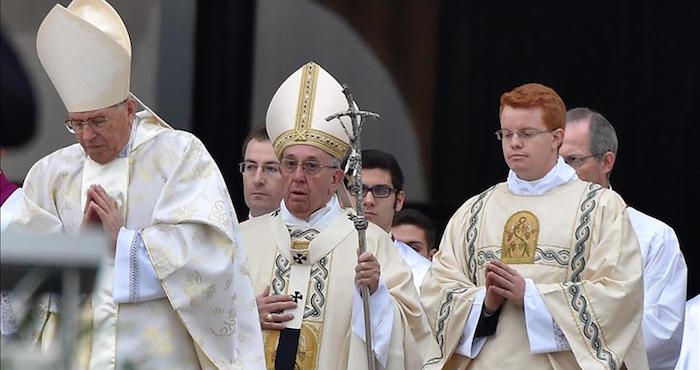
420, 83, 647, 369
350, 149, 430, 292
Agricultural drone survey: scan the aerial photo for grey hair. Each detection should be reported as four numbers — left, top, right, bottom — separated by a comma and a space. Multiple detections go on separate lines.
331, 157, 341, 168
566, 107, 618, 157
566, 107, 619, 180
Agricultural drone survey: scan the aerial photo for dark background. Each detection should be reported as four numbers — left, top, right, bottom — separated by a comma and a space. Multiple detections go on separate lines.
192, 1, 699, 298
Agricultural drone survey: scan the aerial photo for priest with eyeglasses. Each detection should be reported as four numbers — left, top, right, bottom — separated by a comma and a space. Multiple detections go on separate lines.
420, 83, 647, 369
5, 1, 264, 368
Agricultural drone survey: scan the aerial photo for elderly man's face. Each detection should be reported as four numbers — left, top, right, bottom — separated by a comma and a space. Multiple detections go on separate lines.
500, 105, 563, 181
68, 99, 135, 164
280, 145, 343, 220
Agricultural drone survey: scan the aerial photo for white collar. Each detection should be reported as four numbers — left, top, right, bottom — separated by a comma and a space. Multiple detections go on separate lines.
506, 156, 578, 195
280, 194, 342, 231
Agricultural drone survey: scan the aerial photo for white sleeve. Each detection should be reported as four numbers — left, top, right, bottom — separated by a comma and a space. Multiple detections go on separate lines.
454, 288, 488, 358
113, 228, 166, 303
352, 279, 394, 368
1, 188, 23, 232
524, 278, 570, 353
641, 228, 687, 370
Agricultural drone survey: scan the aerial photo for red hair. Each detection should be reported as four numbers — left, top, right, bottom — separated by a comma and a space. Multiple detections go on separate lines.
499, 83, 566, 130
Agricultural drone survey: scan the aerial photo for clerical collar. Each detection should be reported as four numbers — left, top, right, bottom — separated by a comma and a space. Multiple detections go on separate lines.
280, 194, 342, 231
506, 156, 578, 195
117, 117, 140, 158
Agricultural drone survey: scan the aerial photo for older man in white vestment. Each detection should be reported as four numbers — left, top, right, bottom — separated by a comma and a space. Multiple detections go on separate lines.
420, 83, 648, 369
239, 62, 437, 370
5, 1, 264, 368
561, 107, 688, 370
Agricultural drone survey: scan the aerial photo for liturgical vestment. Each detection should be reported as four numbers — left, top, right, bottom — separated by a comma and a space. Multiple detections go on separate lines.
240, 196, 437, 370
6, 112, 265, 369
421, 175, 647, 370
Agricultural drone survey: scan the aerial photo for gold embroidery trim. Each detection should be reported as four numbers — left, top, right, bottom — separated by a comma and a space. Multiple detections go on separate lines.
264, 322, 321, 370
501, 210, 539, 264
272, 62, 349, 159
263, 251, 329, 369
292, 241, 310, 250
294, 63, 318, 139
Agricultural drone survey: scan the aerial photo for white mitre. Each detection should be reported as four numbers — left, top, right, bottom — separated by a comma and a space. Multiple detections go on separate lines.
266, 62, 357, 160
37, 0, 131, 113
266, 62, 360, 208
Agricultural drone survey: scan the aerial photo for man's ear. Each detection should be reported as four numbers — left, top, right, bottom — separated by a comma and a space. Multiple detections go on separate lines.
394, 190, 406, 212
126, 97, 137, 120
552, 128, 564, 149
601, 152, 616, 177
329, 168, 345, 192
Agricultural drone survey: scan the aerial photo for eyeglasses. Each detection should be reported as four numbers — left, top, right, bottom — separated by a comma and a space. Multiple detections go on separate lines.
64, 99, 126, 134
64, 116, 110, 134
494, 128, 553, 141
563, 153, 603, 168
279, 158, 338, 175
238, 161, 280, 176
349, 184, 397, 199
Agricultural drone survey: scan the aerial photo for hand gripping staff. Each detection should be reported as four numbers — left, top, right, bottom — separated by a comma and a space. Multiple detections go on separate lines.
326, 85, 381, 370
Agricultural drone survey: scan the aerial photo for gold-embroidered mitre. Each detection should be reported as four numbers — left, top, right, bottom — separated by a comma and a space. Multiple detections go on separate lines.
266, 62, 355, 160
37, 0, 131, 113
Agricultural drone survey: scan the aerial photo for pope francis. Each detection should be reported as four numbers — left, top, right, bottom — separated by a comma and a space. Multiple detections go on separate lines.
239, 62, 438, 370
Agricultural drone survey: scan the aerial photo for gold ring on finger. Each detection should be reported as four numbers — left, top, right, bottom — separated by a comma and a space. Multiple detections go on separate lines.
265, 313, 274, 322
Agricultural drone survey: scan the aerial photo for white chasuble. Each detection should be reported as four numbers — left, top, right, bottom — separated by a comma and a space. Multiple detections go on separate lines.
240, 207, 438, 370
7, 112, 264, 369
421, 180, 647, 370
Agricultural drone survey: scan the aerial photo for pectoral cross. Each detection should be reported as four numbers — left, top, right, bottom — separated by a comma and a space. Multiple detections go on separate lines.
293, 252, 307, 264
291, 291, 303, 303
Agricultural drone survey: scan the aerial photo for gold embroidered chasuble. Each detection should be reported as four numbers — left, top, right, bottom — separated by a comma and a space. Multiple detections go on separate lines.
240, 207, 437, 370
7, 112, 265, 369
420, 180, 647, 370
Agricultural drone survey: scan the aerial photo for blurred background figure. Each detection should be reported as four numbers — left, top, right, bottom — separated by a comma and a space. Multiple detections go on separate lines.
392, 208, 437, 260
1, 28, 37, 338
1, 29, 36, 228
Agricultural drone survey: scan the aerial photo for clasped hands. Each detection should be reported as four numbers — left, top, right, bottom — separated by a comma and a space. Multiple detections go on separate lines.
484, 260, 526, 314
80, 184, 123, 253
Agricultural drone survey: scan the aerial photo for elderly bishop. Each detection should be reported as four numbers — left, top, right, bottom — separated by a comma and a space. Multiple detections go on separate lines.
6, 1, 264, 368
240, 62, 437, 370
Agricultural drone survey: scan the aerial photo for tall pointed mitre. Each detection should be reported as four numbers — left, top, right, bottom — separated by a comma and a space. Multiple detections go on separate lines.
37, 0, 131, 113
266, 62, 354, 160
